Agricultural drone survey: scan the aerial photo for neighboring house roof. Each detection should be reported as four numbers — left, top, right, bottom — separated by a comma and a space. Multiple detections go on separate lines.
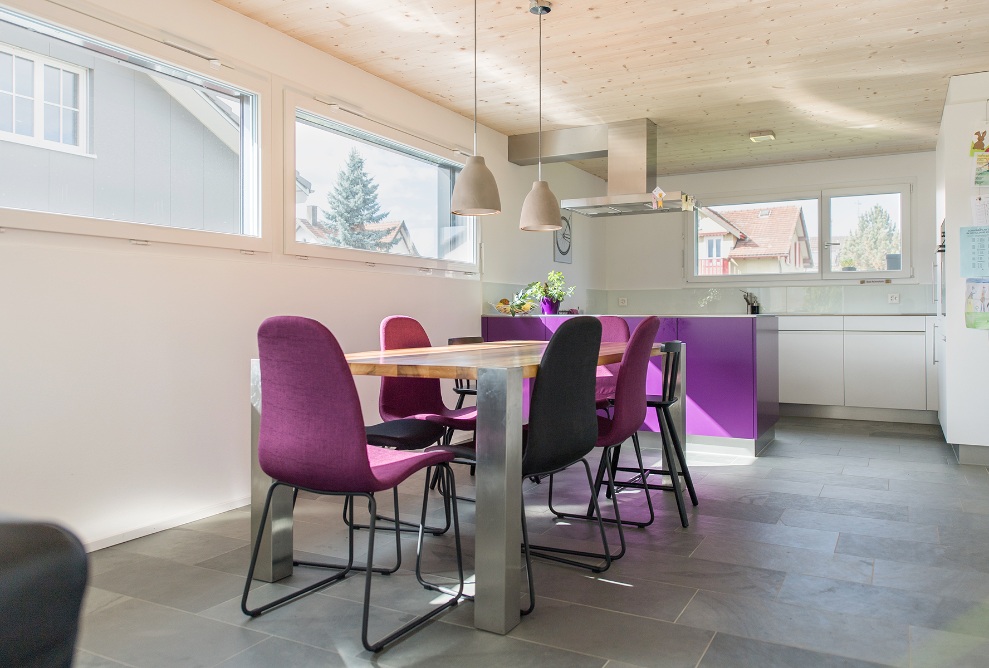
366, 220, 420, 256
721, 206, 805, 259
296, 217, 337, 244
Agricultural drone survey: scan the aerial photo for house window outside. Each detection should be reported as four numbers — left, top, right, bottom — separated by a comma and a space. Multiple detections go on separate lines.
294, 109, 472, 264
0, 44, 86, 151
0, 8, 260, 240
693, 198, 819, 278
823, 187, 907, 276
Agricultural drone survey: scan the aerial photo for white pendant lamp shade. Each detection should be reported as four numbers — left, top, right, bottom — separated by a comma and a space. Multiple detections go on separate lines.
520, 180, 561, 231
451, 155, 501, 215
451, 0, 501, 216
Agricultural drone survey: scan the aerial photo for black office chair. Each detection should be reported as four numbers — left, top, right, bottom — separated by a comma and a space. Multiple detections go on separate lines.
606, 341, 698, 527
0, 520, 88, 668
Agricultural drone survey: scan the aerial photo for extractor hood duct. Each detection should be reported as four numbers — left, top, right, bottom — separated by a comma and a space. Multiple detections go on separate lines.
507, 118, 695, 217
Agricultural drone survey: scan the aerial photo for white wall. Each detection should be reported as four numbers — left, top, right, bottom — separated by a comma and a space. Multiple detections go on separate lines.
0, 0, 602, 548
936, 72, 989, 451
603, 152, 937, 290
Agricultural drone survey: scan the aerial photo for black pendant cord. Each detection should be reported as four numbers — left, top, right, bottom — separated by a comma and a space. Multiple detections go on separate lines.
537, 9, 542, 182
472, 0, 477, 157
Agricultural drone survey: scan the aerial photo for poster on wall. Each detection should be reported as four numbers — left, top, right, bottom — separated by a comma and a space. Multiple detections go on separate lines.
965, 278, 989, 329
960, 225, 989, 277
554, 214, 572, 264
977, 154, 989, 187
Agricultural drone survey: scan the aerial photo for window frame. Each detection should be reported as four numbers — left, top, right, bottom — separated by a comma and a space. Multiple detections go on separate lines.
0, 41, 90, 156
685, 183, 914, 285
284, 92, 477, 274
0, 6, 269, 253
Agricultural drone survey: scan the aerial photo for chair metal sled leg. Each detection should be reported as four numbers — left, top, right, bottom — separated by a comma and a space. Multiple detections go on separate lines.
342, 465, 452, 536
414, 464, 468, 601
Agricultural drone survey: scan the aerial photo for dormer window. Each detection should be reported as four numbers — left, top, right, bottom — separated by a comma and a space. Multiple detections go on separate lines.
758, 209, 771, 218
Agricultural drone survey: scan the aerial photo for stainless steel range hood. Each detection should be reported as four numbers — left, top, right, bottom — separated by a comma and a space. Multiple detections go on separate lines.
507, 118, 695, 218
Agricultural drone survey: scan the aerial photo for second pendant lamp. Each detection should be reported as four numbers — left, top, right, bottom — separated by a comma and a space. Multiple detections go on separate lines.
519, 0, 561, 232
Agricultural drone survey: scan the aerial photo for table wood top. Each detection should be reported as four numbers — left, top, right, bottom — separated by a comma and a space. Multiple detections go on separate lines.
346, 340, 660, 380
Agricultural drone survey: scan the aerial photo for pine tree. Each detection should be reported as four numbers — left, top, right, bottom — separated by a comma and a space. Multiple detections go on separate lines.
322, 148, 391, 251
840, 204, 899, 271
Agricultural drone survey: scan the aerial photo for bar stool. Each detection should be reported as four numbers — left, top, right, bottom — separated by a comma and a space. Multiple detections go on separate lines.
609, 340, 698, 527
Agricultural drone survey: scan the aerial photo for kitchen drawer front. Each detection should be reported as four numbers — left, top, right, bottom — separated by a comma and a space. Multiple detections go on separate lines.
779, 330, 844, 406
843, 316, 926, 332
778, 316, 844, 331
843, 331, 927, 410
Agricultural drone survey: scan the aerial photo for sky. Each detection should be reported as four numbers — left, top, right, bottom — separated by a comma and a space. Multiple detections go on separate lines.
295, 120, 443, 257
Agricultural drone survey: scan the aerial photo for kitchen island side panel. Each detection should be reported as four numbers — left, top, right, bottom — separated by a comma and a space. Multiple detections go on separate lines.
756, 315, 781, 437
677, 317, 757, 440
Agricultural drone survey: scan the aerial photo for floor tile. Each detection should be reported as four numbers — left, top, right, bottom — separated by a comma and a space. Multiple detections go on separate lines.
872, 559, 989, 603
779, 508, 940, 543
690, 536, 875, 584
697, 632, 893, 668
910, 626, 989, 668
112, 527, 246, 565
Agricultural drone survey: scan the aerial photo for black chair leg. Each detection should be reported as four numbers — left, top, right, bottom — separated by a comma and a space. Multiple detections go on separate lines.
658, 423, 689, 527
415, 464, 467, 601
663, 405, 698, 506
342, 467, 451, 536
520, 502, 535, 616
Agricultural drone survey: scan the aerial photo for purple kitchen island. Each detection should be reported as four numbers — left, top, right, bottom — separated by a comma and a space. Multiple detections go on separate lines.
482, 314, 779, 456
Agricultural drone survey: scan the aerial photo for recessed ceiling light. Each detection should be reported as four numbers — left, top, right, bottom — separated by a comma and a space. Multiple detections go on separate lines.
749, 130, 776, 142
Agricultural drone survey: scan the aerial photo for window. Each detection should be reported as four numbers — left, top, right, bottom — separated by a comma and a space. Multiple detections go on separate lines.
0, 8, 260, 245
689, 185, 911, 282
823, 185, 910, 277
693, 197, 819, 278
293, 109, 472, 265
0, 43, 86, 151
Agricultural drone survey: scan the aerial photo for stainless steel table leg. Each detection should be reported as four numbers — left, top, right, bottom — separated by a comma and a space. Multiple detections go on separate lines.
250, 360, 294, 582
474, 366, 523, 634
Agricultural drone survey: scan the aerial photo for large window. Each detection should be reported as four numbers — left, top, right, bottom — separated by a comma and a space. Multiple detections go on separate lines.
293, 109, 472, 265
689, 185, 910, 282
0, 8, 260, 242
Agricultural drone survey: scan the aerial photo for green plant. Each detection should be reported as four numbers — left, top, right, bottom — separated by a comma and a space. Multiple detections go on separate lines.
523, 270, 576, 304
494, 288, 536, 316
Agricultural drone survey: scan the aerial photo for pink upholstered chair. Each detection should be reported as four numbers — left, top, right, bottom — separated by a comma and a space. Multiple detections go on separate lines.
242, 316, 464, 653
595, 316, 631, 406
549, 316, 662, 554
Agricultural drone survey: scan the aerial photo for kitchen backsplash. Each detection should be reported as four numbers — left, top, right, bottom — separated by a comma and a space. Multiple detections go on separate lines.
483, 282, 934, 316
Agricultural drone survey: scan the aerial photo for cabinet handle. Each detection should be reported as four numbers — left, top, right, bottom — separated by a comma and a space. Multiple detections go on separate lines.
932, 323, 938, 364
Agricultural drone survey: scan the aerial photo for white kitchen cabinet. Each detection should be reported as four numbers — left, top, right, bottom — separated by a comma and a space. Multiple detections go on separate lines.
779, 330, 844, 405
926, 317, 938, 411
843, 331, 927, 410
935, 318, 948, 435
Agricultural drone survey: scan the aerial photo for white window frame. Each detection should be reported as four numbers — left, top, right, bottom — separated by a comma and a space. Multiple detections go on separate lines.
822, 183, 912, 281
0, 41, 90, 156
685, 183, 914, 284
285, 92, 477, 274
0, 6, 269, 253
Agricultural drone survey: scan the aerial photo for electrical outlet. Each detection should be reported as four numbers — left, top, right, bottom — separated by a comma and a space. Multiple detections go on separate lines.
618, 297, 628, 307
888, 293, 900, 304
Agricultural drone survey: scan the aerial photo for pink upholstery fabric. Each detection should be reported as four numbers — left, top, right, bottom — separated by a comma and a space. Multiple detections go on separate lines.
595, 316, 661, 448
378, 316, 478, 431
595, 316, 631, 404
257, 316, 452, 494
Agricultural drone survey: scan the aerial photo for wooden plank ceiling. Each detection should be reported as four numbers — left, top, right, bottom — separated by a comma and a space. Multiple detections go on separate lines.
213, 0, 989, 177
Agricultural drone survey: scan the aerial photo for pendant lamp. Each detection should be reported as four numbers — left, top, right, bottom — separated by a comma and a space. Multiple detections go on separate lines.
450, 0, 501, 216
519, 0, 561, 232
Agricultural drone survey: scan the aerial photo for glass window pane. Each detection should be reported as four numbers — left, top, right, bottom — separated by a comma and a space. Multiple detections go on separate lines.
695, 199, 818, 276
62, 69, 78, 108
44, 65, 59, 103
61, 107, 77, 145
44, 102, 59, 141
14, 56, 32, 96
294, 114, 470, 262
0, 91, 12, 132
0, 52, 12, 92
14, 95, 32, 135
828, 193, 902, 272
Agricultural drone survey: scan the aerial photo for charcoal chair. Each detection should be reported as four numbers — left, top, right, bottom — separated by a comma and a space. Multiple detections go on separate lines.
519, 317, 612, 613
0, 520, 88, 668
243, 316, 464, 653
549, 316, 662, 545
608, 340, 698, 527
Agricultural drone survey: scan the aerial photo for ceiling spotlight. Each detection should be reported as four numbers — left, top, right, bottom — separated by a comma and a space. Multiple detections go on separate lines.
749, 130, 776, 143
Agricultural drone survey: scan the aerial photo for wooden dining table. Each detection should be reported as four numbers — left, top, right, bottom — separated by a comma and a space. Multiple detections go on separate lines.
249, 339, 658, 635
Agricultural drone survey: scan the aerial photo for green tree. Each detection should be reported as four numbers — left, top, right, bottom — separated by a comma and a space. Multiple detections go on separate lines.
840, 204, 899, 271
322, 148, 391, 251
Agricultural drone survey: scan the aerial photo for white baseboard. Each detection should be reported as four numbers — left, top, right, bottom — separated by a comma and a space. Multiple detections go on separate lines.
780, 403, 939, 425
84, 496, 250, 553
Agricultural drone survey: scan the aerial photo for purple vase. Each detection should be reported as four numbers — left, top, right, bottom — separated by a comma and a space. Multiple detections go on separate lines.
540, 297, 561, 315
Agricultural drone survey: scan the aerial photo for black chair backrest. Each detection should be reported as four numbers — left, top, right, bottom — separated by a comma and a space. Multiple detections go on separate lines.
522, 316, 602, 477
660, 341, 682, 403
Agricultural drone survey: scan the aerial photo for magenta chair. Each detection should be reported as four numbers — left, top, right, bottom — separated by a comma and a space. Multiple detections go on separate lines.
242, 316, 464, 653
595, 316, 630, 406
549, 316, 662, 553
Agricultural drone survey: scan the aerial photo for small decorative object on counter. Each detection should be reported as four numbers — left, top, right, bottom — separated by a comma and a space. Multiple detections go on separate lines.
523, 270, 576, 315
494, 287, 536, 316
741, 290, 760, 314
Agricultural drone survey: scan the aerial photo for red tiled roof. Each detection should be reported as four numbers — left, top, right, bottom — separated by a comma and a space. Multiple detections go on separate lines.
365, 220, 404, 244
721, 206, 803, 259
296, 217, 336, 243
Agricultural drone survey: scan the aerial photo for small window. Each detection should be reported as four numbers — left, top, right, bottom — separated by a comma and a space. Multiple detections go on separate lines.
293, 109, 472, 265
823, 186, 910, 277
693, 198, 819, 277
0, 43, 87, 151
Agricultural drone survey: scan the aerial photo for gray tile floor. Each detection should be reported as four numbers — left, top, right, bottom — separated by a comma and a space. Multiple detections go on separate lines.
77, 417, 989, 667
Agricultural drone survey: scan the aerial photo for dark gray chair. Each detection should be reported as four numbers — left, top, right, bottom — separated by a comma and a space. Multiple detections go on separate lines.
0, 521, 88, 668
